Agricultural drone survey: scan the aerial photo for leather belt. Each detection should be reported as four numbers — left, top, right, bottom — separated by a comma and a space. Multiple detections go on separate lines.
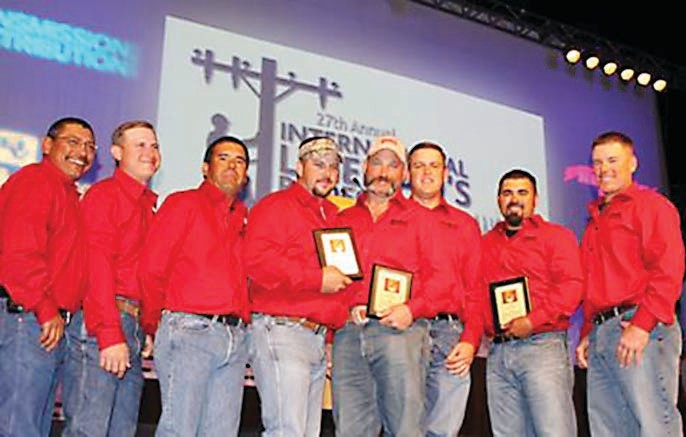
492, 333, 517, 344
2, 285, 73, 325
593, 305, 635, 325
196, 313, 244, 327
433, 313, 459, 322
274, 316, 325, 334
115, 298, 140, 318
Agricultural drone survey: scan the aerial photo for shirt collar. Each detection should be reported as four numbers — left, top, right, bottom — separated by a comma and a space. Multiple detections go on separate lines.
39, 159, 77, 188
198, 180, 245, 213
494, 213, 544, 235
288, 182, 338, 214
588, 182, 639, 214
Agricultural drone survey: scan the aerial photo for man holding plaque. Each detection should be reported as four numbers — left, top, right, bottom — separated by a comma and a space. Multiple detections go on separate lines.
576, 132, 684, 436
245, 136, 351, 437
139, 136, 251, 436
333, 136, 435, 436
481, 169, 583, 437
408, 141, 483, 436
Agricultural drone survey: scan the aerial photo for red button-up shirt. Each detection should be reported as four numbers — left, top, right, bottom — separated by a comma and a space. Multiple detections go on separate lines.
580, 183, 685, 337
337, 192, 437, 320
80, 168, 157, 350
481, 214, 583, 336
139, 181, 249, 335
0, 160, 83, 323
245, 183, 349, 329
415, 198, 484, 347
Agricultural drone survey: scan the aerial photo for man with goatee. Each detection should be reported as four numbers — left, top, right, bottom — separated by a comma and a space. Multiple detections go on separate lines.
481, 169, 582, 437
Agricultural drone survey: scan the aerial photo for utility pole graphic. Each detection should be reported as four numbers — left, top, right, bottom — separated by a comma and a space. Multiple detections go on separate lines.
191, 49, 343, 198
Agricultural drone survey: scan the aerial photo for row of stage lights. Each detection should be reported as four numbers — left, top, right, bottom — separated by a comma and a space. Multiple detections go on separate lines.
564, 48, 667, 92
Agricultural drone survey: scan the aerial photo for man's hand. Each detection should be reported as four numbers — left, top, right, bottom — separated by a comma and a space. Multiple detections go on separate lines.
379, 304, 413, 330
40, 315, 65, 352
503, 316, 533, 339
445, 342, 476, 376
141, 335, 154, 359
616, 322, 650, 368
576, 336, 589, 369
321, 266, 352, 293
100, 343, 131, 379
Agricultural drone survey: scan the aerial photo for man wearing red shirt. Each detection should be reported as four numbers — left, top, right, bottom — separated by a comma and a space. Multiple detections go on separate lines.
139, 136, 251, 436
481, 169, 582, 437
245, 136, 351, 437
333, 136, 435, 437
61, 120, 160, 436
407, 141, 483, 436
0, 117, 96, 436
576, 132, 684, 436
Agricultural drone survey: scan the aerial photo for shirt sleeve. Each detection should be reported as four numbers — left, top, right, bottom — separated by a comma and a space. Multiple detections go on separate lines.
244, 198, 322, 295
138, 195, 189, 335
0, 173, 59, 324
458, 219, 485, 347
631, 196, 685, 332
527, 226, 584, 330
80, 187, 125, 350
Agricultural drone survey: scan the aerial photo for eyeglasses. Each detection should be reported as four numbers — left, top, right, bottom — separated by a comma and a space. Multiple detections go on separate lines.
53, 135, 97, 152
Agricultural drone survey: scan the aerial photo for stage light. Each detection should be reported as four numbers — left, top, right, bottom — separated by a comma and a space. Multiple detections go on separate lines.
619, 67, 635, 81
637, 72, 652, 86
584, 55, 600, 70
602, 61, 618, 76
565, 49, 581, 64
652, 79, 667, 92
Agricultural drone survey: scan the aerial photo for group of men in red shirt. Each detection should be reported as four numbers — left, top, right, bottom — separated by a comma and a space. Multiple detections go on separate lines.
0, 117, 682, 437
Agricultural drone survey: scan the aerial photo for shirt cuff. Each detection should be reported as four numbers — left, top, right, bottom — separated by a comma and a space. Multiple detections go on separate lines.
95, 327, 127, 351
630, 307, 658, 333
35, 299, 60, 325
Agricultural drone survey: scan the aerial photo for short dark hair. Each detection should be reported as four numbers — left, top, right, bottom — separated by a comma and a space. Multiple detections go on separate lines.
591, 131, 634, 151
408, 141, 447, 166
203, 136, 249, 167
498, 168, 538, 195
46, 117, 94, 141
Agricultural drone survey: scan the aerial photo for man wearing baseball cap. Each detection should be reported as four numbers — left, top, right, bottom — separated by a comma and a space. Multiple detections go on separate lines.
246, 136, 351, 436
333, 136, 437, 436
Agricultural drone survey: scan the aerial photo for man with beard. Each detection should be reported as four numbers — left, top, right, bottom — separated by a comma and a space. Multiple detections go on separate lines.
62, 120, 161, 436
407, 141, 483, 436
245, 136, 351, 436
481, 169, 582, 437
333, 136, 436, 436
0, 117, 96, 436
139, 136, 251, 436
576, 132, 684, 436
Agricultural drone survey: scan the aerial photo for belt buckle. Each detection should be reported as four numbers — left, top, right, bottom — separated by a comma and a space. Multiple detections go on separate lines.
60, 309, 73, 325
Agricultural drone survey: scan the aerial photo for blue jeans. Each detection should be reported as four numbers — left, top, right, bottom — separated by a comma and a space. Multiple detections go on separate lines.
250, 313, 327, 437
0, 297, 66, 437
61, 310, 144, 437
486, 331, 576, 437
154, 311, 250, 436
588, 312, 682, 437
332, 318, 429, 437
425, 318, 470, 437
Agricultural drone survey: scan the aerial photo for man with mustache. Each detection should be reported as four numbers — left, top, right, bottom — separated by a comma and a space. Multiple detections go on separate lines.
61, 120, 161, 436
333, 136, 436, 436
245, 136, 351, 436
576, 132, 684, 436
139, 136, 251, 436
0, 117, 96, 436
407, 141, 483, 436
481, 169, 582, 437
